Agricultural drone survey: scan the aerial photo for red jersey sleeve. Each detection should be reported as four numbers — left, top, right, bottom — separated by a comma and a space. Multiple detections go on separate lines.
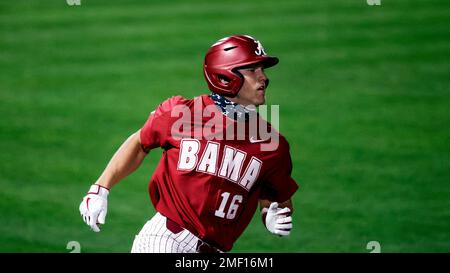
260, 138, 299, 202
140, 96, 183, 150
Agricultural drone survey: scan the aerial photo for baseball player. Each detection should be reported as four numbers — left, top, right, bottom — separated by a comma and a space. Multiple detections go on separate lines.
79, 35, 299, 253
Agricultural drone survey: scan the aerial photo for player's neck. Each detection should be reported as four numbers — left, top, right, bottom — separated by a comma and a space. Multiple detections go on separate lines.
210, 93, 256, 122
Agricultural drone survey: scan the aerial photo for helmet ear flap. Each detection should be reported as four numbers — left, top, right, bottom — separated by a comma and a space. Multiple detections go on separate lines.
205, 68, 243, 97
213, 73, 233, 90
218, 74, 231, 85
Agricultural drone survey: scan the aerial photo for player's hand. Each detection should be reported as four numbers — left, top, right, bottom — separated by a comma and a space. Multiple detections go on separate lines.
79, 184, 109, 232
264, 202, 293, 236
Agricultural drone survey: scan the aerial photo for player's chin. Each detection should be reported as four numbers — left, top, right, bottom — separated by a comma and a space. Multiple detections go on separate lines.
254, 92, 266, 105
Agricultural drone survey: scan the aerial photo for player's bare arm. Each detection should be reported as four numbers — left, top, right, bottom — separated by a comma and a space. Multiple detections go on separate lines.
94, 130, 147, 189
259, 199, 294, 236
79, 130, 148, 232
259, 199, 293, 213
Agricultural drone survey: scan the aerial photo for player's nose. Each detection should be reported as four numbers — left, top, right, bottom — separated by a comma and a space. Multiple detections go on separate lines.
256, 68, 268, 83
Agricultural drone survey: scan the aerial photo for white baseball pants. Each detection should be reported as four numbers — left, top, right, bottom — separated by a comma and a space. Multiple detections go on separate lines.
131, 212, 201, 253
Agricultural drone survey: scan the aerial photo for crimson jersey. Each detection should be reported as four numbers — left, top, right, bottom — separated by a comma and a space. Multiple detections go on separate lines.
140, 95, 298, 251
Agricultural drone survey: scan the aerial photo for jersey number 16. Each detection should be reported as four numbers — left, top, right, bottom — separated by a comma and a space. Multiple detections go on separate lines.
215, 192, 243, 220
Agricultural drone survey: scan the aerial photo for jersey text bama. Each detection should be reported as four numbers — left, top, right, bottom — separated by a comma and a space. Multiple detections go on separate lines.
177, 139, 262, 192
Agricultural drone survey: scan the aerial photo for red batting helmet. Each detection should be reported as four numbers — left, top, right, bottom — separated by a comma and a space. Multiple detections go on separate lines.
203, 35, 279, 97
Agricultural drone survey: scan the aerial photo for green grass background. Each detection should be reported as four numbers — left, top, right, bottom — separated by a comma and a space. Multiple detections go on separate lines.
1, 0, 449, 253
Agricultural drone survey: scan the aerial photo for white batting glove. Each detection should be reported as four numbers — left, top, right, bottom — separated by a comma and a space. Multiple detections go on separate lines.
79, 184, 109, 232
263, 202, 293, 236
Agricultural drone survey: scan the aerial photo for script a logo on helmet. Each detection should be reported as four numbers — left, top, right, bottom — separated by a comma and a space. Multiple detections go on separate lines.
254, 40, 267, 56
242, 35, 266, 56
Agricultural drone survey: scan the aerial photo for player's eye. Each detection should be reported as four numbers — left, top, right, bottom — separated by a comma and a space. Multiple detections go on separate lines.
250, 66, 264, 73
